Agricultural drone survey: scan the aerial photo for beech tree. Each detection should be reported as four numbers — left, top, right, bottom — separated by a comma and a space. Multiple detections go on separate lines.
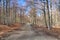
12, 0, 18, 23
50, 0, 53, 28
5, 0, 10, 25
46, 0, 51, 29
1, 0, 6, 24
43, 1, 48, 27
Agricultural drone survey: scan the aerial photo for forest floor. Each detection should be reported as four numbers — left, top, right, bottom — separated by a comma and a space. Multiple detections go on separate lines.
0, 23, 60, 40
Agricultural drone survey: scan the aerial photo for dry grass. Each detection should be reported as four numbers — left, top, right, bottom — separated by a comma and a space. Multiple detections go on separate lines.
0, 23, 22, 37
39, 27, 60, 38
32, 24, 60, 38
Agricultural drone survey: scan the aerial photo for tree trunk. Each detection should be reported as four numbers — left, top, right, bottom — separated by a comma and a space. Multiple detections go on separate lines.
44, 2, 48, 27
46, 0, 51, 30
6, 0, 10, 25
50, 0, 53, 28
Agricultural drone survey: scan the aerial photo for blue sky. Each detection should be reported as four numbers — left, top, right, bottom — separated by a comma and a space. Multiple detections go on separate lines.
17, 0, 43, 16
18, 0, 26, 6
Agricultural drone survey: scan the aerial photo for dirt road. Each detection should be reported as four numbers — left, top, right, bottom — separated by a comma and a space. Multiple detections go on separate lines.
2, 30, 58, 40
1, 24, 58, 40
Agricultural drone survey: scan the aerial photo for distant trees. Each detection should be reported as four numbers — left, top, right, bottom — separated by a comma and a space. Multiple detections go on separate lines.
20, 7, 26, 23
0, 0, 11, 25
29, 8, 37, 24
0, 0, 59, 28
26, 0, 37, 24
0, 0, 15, 25
0, 0, 20, 25
19, 8, 22, 23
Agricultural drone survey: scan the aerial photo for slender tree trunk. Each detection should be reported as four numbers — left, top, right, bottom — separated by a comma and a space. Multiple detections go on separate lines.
12, 0, 18, 23
46, 0, 51, 30
50, 0, 53, 28
6, 0, 10, 25
3, 0, 5, 24
20, 9, 21, 23
12, 2, 16, 24
44, 2, 48, 27
6, 0, 8, 25
8, 0, 10, 25
14, 8, 16, 23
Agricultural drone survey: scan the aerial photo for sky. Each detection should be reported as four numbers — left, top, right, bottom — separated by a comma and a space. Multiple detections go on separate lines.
17, 0, 41, 16
17, 0, 59, 16
18, 0, 26, 6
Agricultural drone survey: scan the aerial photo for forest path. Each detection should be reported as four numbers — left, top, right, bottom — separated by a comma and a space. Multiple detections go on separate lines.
1, 24, 58, 40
